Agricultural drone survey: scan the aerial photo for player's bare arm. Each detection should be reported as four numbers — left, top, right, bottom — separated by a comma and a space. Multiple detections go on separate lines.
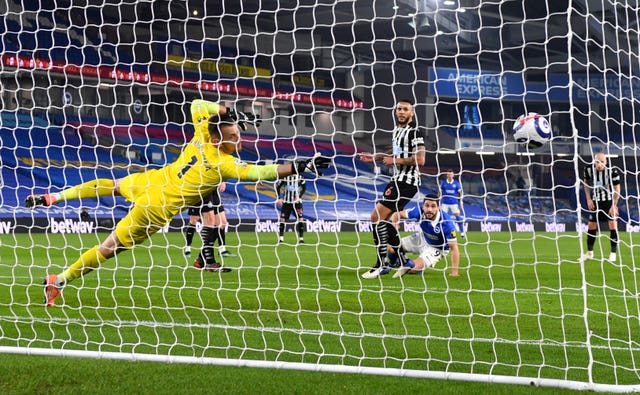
381, 146, 425, 167
584, 182, 595, 210
448, 240, 460, 277
610, 184, 621, 217
359, 149, 392, 163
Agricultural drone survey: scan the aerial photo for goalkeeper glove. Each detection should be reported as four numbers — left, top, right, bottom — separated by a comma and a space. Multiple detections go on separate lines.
225, 108, 239, 122
226, 109, 262, 131
293, 154, 332, 176
238, 111, 262, 127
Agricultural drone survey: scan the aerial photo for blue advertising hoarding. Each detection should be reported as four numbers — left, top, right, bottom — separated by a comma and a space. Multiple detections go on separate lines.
428, 67, 640, 102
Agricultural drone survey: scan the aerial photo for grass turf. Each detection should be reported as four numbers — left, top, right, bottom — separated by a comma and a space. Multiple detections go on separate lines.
0, 230, 639, 391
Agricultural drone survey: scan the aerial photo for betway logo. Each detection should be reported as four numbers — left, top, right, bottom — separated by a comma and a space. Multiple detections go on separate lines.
627, 224, 640, 233
404, 222, 421, 232
515, 222, 534, 232
255, 220, 281, 233
255, 220, 344, 233
357, 221, 372, 233
50, 219, 95, 234
545, 223, 566, 232
0, 221, 13, 234
307, 220, 342, 232
481, 222, 502, 232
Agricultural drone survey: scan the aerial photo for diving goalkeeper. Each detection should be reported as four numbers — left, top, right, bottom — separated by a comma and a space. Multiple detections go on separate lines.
26, 99, 331, 307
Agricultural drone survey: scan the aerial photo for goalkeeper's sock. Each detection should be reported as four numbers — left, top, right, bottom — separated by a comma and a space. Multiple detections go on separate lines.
58, 246, 109, 285
184, 224, 196, 247
610, 229, 618, 253
587, 228, 597, 251
58, 179, 116, 202
372, 221, 389, 269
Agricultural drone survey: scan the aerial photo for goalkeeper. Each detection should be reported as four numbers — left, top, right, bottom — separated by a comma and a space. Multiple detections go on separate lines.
25, 99, 331, 307
386, 194, 461, 278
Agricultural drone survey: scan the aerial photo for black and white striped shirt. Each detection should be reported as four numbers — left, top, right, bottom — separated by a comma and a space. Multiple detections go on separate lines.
276, 175, 307, 204
584, 164, 620, 202
391, 125, 424, 186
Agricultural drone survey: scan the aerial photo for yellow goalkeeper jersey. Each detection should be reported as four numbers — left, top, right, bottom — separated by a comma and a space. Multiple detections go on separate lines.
119, 99, 277, 217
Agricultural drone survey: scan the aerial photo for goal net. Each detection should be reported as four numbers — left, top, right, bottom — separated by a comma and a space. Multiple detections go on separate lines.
1, 0, 639, 391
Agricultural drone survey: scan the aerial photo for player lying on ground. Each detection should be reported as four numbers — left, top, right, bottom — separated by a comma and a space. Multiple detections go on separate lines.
26, 99, 331, 307
386, 194, 461, 278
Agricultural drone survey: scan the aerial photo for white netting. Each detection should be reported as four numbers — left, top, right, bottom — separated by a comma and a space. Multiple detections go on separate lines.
1, 1, 639, 391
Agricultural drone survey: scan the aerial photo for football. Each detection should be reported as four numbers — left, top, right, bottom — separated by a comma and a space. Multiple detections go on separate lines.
512, 112, 551, 149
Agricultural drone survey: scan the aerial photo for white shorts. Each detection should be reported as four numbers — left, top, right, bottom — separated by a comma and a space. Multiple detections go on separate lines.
441, 203, 461, 216
401, 233, 448, 268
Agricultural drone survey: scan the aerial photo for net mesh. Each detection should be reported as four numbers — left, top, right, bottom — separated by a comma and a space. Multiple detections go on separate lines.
1, 0, 639, 390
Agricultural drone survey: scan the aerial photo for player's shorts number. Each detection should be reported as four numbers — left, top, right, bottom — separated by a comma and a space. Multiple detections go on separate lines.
400, 233, 446, 269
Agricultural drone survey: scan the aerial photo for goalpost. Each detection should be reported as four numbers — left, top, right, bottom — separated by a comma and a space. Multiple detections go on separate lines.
1, 0, 639, 392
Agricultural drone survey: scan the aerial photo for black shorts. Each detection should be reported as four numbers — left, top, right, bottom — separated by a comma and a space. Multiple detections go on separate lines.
588, 200, 614, 223
280, 202, 303, 221
378, 180, 419, 212
187, 189, 224, 216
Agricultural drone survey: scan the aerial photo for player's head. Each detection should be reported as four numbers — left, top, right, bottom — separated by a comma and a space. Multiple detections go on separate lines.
395, 99, 415, 127
209, 112, 242, 154
422, 193, 440, 220
594, 153, 607, 171
446, 169, 454, 181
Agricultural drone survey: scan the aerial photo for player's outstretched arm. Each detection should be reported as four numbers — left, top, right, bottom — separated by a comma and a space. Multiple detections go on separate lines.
191, 99, 227, 118
239, 154, 332, 182
448, 241, 460, 277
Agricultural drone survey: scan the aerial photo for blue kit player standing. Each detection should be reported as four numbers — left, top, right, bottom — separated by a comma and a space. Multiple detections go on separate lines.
388, 194, 461, 277
439, 169, 465, 237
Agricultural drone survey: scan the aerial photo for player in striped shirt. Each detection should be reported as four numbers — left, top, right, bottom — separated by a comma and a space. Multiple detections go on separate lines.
359, 99, 426, 279
275, 174, 307, 243
579, 153, 621, 263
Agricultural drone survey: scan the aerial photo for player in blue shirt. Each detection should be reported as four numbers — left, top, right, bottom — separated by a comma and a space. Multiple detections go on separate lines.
388, 194, 461, 278
439, 169, 466, 237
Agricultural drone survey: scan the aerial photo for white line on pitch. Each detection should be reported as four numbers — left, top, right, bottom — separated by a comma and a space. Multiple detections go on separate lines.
1, 275, 639, 298
1, 314, 638, 353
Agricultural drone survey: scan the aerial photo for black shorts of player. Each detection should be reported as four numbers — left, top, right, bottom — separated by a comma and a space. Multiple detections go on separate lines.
280, 202, 303, 221
187, 190, 224, 216
378, 180, 419, 212
588, 200, 614, 223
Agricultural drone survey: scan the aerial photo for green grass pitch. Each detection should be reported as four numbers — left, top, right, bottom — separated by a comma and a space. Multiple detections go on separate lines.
0, 230, 638, 392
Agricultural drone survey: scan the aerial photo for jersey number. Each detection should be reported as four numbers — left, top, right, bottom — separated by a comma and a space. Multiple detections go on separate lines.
178, 155, 198, 179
